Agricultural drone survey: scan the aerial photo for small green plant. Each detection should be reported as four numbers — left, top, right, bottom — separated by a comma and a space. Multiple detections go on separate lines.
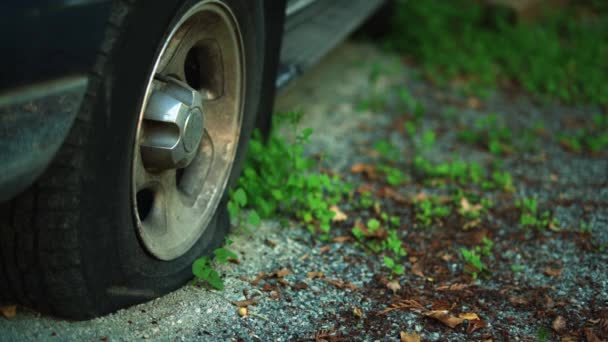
374, 140, 401, 161
477, 237, 494, 256
482, 170, 514, 192
515, 196, 558, 230
420, 129, 436, 149
414, 197, 451, 227
383, 255, 405, 276
558, 114, 608, 153
378, 164, 408, 186
580, 221, 593, 233
460, 247, 484, 279
192, 241, 238, 290
459, 114, 513, 156
461, 238, 494, 279
511, 264, 524, 273
414, 156, 484, 186
384, 229, 407, 257
357, 191, 374, 209
236, 114, 350, 241
537, 327, 550, 342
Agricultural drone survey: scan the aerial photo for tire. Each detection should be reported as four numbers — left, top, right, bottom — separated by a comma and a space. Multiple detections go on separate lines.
0, 0, 267, 319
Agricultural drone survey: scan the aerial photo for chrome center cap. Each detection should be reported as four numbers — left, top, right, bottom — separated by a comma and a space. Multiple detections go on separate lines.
140, 77, 204, 171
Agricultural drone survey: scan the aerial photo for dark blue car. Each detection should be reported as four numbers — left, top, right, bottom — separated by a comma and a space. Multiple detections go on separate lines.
0, 0, 385, 318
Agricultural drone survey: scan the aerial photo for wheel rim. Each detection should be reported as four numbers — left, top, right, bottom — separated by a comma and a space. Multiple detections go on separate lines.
132, 1, 244, 261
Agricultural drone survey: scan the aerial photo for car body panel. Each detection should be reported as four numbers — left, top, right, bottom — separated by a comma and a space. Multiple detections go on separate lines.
0, 0, 382, 201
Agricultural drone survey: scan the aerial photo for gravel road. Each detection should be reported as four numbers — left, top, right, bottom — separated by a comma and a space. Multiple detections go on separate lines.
1, 41, 606, 342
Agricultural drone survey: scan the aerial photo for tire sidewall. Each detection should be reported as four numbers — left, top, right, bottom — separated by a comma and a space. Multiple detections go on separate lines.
78, 0, 264, 314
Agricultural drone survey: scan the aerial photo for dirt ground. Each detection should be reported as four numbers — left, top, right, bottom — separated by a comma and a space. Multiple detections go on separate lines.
0, 41, 606, 342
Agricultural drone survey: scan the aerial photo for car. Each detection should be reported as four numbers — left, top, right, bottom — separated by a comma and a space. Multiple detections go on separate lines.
0, 0, 386, 319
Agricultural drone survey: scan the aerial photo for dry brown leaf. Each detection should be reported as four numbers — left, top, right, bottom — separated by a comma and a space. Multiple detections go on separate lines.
0, 305, 16, 319
353, 307, 363, 319
292, 282, 309, 291
509, 296, 529, 305
414, 192, 430, 201
467, 319, 488, 334
380, 299, 425, 314
323, 278, 359, 290
411, 261, 425, 278
544, 268, 562, 277
459, 313, 480, 320
436, 283, 471, 291
460, 197, 482, 214
356, 184, 374, 194
552, 316, 567, 333
261, 284, 275, 292
560, 335, 578, 342
319, 245, 330, 254
275, 268, 292, 278
307, 271, 325, 279
387, 280, 401, 294
251, 272, 265, 286
376, 187, 408, 203
423, 310, 464, 328
329, 205, 348, 222
400, 331, 421, 342
585, 328, 602, 342
231, 299, 259, 307
463, 218, 481, 230
350, 163, 376, 179
600, 318, 608, 333
467, 97, 481, 109
332, 236, 352, 243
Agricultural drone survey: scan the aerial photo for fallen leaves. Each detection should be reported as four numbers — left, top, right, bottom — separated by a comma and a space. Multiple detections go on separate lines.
379, 299, 425, 314
353, 307, 363, 319
323, 278, 358, 291
231, 299, 259, 307
386, 280, 401, 294
400, 331, 421, 342
552, 315, 566, 333
508, 296, 529, 305
544, 268, 562, 277
423, 310, 464, 328
329, 205, 348, 222
411, 261, 426, 278
307, 271, 325, 279
275, 268, 292, 278
422, 310, 487, 332
0, 305, 16, 319
350, 163, 377, 179
436, 283, 471, 291
460, 197, 482, 215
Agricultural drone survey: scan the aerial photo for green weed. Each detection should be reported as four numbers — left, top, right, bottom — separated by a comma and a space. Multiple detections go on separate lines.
558, 114, 608, 153
515, 196, 558, 230
458, 113, 513, 156
192, 241, 238, 290
414, 196, 451, 227
386, 0, 608, 105
460, 247, 484, 279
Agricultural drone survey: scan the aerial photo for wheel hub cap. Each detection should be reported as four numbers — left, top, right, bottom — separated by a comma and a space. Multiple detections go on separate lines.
140, 77, 204, 171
